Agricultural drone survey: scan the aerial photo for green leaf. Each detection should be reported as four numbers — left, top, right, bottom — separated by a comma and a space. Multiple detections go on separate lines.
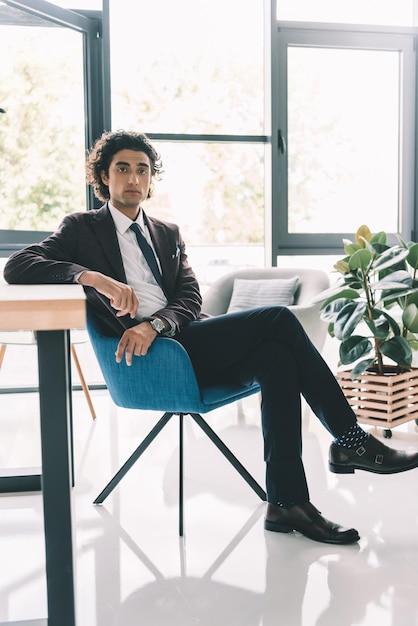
379, 287, 417, 303
373, 269, 412, 291
372, 246, 409, 272
334, 301, 367, 341
379, 310, 401, 336
348, 248, 372, 272
396, 234, 408, 248
364, 315, 390, 339
339, 335, 372, 365
406, 290, 418, 306
344, 242, 362, 255
407, 336, 418, 351
333, 259, 350, 274
380, 336, 413, 367
320, 298, 351, 323
407, 243, 418, 271
402, 303, 418, 332
350, 358, 376, 380
311, 286, 359, 305
377, 260, 408, 281
344, 277, 363, 289
369, 242, 390, 255
370, 231, 387, 245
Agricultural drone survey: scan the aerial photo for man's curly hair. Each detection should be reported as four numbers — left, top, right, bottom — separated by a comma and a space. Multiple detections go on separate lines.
86, 130, 163, 202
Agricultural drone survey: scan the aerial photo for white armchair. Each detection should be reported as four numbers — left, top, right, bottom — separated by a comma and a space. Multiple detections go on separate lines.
201, 267, 330, 352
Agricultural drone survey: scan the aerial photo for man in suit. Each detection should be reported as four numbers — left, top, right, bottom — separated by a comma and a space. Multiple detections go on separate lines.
5, 130, 418, 545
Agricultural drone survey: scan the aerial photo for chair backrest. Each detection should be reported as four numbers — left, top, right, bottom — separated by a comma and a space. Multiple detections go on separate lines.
201, 267, 329, 352
201, 267, 328, 314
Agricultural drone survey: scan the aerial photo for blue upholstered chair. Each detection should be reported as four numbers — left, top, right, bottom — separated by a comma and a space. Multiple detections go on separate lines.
87, 307, 266, 535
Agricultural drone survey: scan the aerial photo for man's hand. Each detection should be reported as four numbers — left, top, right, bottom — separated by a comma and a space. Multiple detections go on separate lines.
116, 322, 157, 365
79, 270, 138, 318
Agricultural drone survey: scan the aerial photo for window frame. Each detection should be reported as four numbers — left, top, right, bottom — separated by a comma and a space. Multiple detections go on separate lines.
0, 0, 106, 256
271, 20, 418, 259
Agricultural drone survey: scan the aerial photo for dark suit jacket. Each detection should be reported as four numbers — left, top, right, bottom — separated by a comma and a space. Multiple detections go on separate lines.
3, 204, 203, 337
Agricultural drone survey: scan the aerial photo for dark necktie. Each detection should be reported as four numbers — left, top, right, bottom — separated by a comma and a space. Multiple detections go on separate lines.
129, 223, 167, 297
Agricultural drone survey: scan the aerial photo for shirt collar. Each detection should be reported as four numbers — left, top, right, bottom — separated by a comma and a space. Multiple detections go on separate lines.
108, 202, 146, 235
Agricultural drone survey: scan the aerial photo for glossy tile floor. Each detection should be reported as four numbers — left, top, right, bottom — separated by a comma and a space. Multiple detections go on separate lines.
1, 342, 418, 625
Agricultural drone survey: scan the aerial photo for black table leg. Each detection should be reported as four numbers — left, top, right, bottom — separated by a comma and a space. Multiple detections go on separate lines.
37, 329, 76, 626
0, 468, 41, 492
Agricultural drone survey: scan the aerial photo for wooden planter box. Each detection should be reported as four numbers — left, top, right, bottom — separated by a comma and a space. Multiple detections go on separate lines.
337, 366, 418, 437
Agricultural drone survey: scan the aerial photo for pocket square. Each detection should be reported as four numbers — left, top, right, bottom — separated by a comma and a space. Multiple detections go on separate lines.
172, 245, 181, 259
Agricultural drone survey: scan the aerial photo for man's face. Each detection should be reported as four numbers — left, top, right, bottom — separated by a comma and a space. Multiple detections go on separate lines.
101, 149, 152, 218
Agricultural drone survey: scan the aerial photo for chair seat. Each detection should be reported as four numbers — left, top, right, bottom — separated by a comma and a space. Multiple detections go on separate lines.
200, 381, 260, 409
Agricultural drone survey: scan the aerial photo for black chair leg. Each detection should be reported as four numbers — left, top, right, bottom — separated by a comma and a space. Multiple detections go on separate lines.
93, 411, 174, 504
179, 413, 184, 536
190, 412, 266, 501
93, 410, 266, 536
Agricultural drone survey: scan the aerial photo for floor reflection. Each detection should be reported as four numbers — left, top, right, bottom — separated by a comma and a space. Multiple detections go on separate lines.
2, 390, 418, 625
93, 505, 265, 626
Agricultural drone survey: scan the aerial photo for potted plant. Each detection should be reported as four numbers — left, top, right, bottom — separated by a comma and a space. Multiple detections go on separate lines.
314, 225, 418, 436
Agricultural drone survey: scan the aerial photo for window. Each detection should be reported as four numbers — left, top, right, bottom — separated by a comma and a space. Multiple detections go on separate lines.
0, 1, 103, 257
272, 23, 417, 256
109, 0, 265, 136
106, 0, 269, 284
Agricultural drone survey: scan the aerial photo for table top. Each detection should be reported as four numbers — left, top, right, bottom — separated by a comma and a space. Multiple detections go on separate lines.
0, 283, 86, 331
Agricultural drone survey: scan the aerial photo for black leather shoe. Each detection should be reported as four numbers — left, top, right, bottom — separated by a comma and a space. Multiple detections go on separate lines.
264, 502, 360, 545
329, 434, 418, 475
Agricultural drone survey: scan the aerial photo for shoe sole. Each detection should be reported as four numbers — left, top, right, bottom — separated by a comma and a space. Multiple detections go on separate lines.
264, 519, 360, 544
329, 461, 418, 475
264, 519, 292, 533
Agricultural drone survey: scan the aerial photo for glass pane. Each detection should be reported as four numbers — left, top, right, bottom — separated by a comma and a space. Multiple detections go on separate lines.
287, 47, 400, 234
0, 11, 86, 232
109, 0, 264, 134
277, 0, 415, 26
144, 142, 265, 286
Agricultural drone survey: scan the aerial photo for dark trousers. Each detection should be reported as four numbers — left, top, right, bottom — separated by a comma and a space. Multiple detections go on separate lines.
176, 306, 357, 505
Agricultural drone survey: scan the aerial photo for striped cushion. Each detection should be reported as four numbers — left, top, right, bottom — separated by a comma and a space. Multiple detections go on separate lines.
227, 276, 300, 313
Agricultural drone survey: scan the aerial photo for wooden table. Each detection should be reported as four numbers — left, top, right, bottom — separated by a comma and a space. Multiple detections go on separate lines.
0, 283, 86, 626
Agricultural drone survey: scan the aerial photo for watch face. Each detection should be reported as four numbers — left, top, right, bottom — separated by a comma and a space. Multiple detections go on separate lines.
151, 318, 164, 333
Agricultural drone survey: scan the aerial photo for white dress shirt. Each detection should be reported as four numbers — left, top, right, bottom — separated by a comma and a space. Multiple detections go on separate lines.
108, 203, 168, 321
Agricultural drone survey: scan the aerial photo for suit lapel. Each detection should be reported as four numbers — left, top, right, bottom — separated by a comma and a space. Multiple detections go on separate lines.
90, 206, 177, 292
91, 204, 127, 282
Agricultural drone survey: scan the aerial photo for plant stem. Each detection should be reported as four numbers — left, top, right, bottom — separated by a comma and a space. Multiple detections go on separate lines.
363, 268, 384, 374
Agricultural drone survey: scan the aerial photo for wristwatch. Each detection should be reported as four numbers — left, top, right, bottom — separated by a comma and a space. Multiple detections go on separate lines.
145, 317, 165, 334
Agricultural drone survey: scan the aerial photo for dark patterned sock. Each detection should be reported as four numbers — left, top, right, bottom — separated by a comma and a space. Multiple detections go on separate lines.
334, 424, 370, 449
